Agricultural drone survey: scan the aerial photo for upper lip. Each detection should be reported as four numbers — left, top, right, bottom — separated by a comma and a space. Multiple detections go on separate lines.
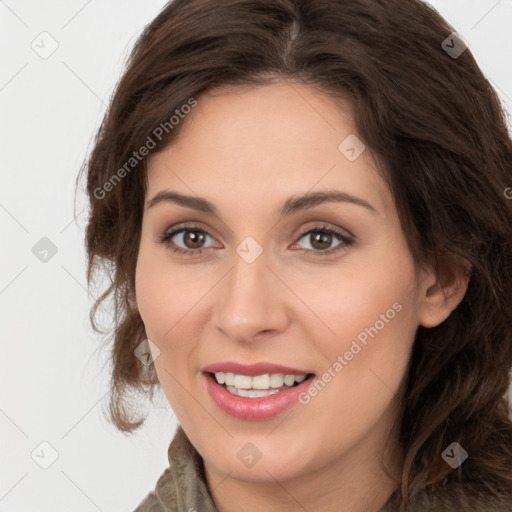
202, 361, 314, 376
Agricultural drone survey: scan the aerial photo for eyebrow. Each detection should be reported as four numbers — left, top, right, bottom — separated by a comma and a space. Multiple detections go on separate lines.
146, 190, 378, 217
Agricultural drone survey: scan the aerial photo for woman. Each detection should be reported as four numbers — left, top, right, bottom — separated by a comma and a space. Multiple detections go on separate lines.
80, 0, 512, 510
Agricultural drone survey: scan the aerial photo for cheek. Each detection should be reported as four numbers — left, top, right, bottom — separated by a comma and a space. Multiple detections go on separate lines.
303, 248, 417, 353
134, 242, 216, 373
135, 254, 181, 367
135, 241, 194, 337
298, 244, 419, 426
134, 246, 199, 410
295, 263, 417, 455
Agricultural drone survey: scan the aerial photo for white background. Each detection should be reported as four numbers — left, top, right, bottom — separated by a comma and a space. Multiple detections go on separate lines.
1, 1, 512, 510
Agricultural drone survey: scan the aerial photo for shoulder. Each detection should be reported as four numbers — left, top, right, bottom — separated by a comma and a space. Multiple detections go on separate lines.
131, 467, 178, 512
132, 492, 164, 512
131, 427, 218, 512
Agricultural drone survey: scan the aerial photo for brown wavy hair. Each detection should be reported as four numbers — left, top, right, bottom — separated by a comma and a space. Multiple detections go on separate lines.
78, 0, 512, 508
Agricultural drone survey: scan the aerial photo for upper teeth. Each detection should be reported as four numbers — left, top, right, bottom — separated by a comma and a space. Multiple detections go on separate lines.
214, 372, 307, 389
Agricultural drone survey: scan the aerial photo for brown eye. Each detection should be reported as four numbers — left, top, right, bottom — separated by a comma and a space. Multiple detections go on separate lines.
181, 230, 207, 249
159, 224, 354, 257
308, 231, 333, 251
159, 226, 217, 254
293, 226, 354, 256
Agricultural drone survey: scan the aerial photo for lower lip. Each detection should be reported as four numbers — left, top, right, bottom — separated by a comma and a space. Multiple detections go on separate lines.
203, 372, 315, 420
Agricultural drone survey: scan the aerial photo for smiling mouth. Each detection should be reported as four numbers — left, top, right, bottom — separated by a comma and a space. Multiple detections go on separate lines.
207, 371, 315, 398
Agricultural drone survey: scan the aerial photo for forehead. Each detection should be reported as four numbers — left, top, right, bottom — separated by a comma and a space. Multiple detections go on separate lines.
146, 81, 390, 217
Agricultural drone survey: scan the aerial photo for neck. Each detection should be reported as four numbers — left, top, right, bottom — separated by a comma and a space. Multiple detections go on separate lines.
204, 422, 402, 512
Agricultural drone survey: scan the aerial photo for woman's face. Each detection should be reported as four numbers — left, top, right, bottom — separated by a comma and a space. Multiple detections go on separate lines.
135, 80, 437, 484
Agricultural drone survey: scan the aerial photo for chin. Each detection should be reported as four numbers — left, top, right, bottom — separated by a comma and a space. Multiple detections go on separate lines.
203, 436, 317, 483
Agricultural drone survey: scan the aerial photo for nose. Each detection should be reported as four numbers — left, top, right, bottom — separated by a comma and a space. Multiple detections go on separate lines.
212, 248, 290, 344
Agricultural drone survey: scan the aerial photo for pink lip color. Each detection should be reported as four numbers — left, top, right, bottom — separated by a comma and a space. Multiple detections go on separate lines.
202, 361, 312, 376
202, 362, 315, 420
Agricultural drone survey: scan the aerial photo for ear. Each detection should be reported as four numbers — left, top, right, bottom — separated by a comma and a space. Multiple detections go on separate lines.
418, 254, 472, 328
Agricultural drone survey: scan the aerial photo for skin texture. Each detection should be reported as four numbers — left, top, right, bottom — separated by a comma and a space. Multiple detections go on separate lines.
135, 80, 469, 512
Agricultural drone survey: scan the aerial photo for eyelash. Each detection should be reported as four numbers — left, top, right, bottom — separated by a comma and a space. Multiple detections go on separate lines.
158, 223, 355, 257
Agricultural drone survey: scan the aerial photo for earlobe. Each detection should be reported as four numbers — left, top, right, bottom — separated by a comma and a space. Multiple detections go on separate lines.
418, 257, 471, 328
